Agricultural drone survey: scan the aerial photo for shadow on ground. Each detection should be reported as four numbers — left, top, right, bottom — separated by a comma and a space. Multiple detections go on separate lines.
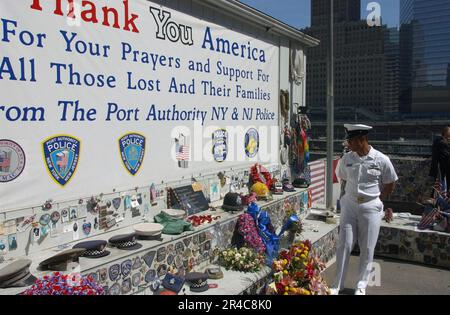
323, 254, 450, 295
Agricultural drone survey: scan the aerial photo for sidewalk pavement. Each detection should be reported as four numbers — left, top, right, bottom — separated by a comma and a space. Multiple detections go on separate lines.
323, 254, 450, 295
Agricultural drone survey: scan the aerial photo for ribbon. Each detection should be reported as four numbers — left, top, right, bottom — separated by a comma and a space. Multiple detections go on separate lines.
246, 202, 298, 265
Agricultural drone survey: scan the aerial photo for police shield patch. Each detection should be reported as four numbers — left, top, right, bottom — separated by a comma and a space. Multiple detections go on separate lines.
212, 129, 228, 162
119, 133, 145, 176
42, 135, 81, 187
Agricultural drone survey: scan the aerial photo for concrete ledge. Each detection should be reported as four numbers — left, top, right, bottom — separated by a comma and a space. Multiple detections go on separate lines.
376, 216, 450, 269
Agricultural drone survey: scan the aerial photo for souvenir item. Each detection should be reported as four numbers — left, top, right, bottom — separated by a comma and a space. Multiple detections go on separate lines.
250, 163, 274, 189
121, 260, 132, 278
108, 233, 142, 250
212, 129, 228, 162
119, 133, 146, 176
39, 214, 51, 226
161, 209, 185, 219
39, 249, 85, 271
245, 128, 259, 158
133, 223, 164, 239
42, 135, 80, 186
142, 251, 156, 268
121, 278, 132, 294
132, 257, 142, 270
73, 240, 110, 258
209, 179, 221, 202
50, 212, 61, 224
132, 272, 141, 287
108, 283, 121, 295
222, 192, 244, 212
8, 234, 18, 251
82, 222, 92, 236
112, 197, 121, 210
0, 259, 37, 288
109, 264, 120, 282
17, 215, 36, 233
162, 273, 185, 294
251, 182, 270, 200
0, 139, 26, 183
205, 267, 223, 280
185, 272, 209, 293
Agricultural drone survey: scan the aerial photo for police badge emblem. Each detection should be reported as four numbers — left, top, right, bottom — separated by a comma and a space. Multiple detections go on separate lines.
42, 135, 81, 186
119, 133, 146, 176
0, 139, 26, 183
244, 128, 259, 158
112, 197, 122, 210
212, 129, 228, 162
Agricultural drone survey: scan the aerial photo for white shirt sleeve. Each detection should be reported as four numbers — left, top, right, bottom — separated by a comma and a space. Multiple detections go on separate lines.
381, 157, 398, 184
336, 157, 347, 181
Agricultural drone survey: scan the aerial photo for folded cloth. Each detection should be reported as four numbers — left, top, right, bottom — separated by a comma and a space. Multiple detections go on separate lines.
154, 211, 194, 235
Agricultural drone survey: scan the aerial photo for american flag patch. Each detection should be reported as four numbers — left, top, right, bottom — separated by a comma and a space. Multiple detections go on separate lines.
0, 150, 11, 171
176, 145, 190, 161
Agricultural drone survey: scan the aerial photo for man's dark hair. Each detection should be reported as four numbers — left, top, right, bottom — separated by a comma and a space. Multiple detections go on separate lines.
442, 126, 450, 136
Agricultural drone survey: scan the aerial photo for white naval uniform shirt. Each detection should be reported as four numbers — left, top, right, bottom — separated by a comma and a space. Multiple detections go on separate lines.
336, 147, 398, 200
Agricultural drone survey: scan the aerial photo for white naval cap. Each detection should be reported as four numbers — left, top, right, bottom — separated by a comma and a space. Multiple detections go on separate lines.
344, 124, 373, 139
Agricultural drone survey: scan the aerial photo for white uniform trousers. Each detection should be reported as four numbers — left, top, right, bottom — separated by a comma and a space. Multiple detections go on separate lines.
333, 195, 384, 290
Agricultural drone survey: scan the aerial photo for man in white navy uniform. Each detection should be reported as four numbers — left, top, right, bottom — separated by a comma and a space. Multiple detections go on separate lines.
330, 124, 398, 295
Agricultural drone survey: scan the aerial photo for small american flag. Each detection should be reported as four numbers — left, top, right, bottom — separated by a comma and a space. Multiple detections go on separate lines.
56, 151, 69, 173
0, 151, 11, 171
418, 208, 440, 230
434, 178, 447, 197
176, 145, 190, 161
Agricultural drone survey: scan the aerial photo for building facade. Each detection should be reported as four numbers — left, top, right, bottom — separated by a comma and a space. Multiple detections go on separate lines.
400, 0, 450, 113
304, 0, 400, 121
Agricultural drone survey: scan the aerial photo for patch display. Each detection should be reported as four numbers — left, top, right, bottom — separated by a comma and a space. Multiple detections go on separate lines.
108, 283, 121, 295
132, 272, 141, 287
39, 214, 51, 226
109, 264, 121, 282
88, 272, 99, 283
156, 247, 166, 263
167, 254, 174, 266
121, 278, 132, 295
99, 268, 107, 283
121, 259, 132, 277
142, 251, 156, 268
144, 269, 157, 283
183, 237, 191, 247
212, 129, 228, 162
0, 139, 26, 183
132, 257, 142, 270
157, 264, 167, 277
112, 197, 121, 210
50, 211, 60, 224
119, 133, 146, 176
175, 242, 184, 255
174, 255, 183, 268
42, 135, 81, 186
82, 222, 91, 236
244, 128, 259, 158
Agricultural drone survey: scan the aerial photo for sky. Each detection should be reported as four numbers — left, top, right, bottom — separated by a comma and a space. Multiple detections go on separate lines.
239, 0, 400, 29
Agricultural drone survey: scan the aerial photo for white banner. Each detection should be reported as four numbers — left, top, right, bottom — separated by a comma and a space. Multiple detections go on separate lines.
0, 0, 279, 211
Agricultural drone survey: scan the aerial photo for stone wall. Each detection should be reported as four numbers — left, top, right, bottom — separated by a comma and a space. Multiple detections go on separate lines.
389, 157, 433, 203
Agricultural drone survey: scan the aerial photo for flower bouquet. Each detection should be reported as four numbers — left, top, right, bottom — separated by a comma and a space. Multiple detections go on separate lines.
187, 214, 221, 227
20, 272, 105, 295
283, 201, 303, 235
237, 213, 266, 254
267, 240, 330, 295
219, 247, 265, 273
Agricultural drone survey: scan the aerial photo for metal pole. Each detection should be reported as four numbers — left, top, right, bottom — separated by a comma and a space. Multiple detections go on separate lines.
326, 0, 334, 209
